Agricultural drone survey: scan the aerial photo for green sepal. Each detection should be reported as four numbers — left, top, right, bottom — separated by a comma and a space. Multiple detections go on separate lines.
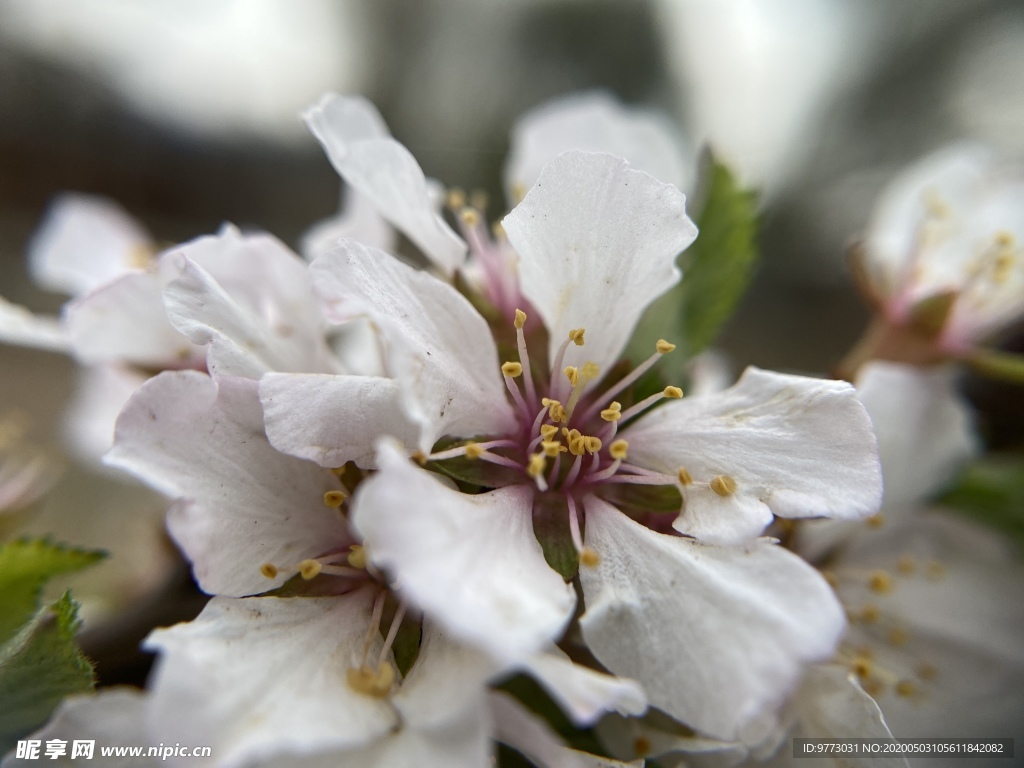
628, 152, 759, 365
0, 538, 105, 646
908, 290, 957, 338
965, 349, 1024, 385
940, 455, 1024, 547
532, 495, 579, 582
601, 483, 682, 519
0, 592, 96, 753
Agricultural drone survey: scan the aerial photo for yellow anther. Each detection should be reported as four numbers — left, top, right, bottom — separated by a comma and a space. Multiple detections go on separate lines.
564, 366, 579, 387
579, 547, 601, 568
259, 563, 279, 579
470, 189, 489, 211
491, 221, 506, 240
542, 397, 558, 407
821, 569, 838, 589
568, 328, 586, 346
346, 663, 395, 698
511, 182, 526, 204
926, 560, 946, 580
995, 230, 1015, 248
527, 452, 547, 478
916, 662, 938, 681
895, 680, 917, 698
860, 603, 880, 624
568, 436, 586, 456
663, 386, 683, 399
851, 656, 873, 679
633, 736, 652, 758
599, 401, 622, 422
923, 189, 950, 219
888, 627, 910, 647
866, 513, 885, 529
677, 467, 694, 486
299, 559, 322, 580
862, 678, 884, 698
540, 424, 559, 440
502, 361, 523, 377
656, 339, 676, 354
324, 490, 347, 508
445, 187, 466, 210
541, 440, 565, 457
897, 554, 916, 575
128, 243, 154, 269
410, 450, 427, 465
551, 404, 567, 423
584, 436, 602, 454
868, 570, 893, 594
609, 439, 628, 460
464, 443, 485, 459
514, 308, 527, 329
710, 475, 737, 496
581, 362, 600, 380
459, 207, 479, 227
563, 428, 581, 441
348, 545, 367, 570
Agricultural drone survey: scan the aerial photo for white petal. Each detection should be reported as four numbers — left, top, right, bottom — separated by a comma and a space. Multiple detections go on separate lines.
304, 93, 466, 274
521, 647, 647, 726
63, 364, 147, 465
310, 239, 514, 450
625, 367, 882, 546
28, 192, 152, 296
503, 151, 696, 377
353, 440, 576, 663
105, 371, 349, 597
0, 297, 69, 353
489, 692, 641, 768
505, 91, 690, 199
578, 497, 845, 741
302, 187, 397, 261
64, 270, 200, 367
857, 362, 978, 509
144, 592, 396, 767
1, 689, 156, 767
260, 373, 419, 468
162, 229, 339, 378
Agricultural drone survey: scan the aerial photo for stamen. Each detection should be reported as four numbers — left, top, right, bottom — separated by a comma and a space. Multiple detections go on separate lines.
540, 424, 559, 440
465, 443, 485, 459
427, 439, 516, 461
299, 559, 322, 580
347, 663, 395, 698
569, 328, 586, 346
563, 453, 585, 487
348, 545, 367, 570
565, 362, 600, 420
503, 366, 529, 414
617, 386, 682, 424
710, 475, 737, 496
260, 563, 279, 579
459, 207, 480, 227
866, 513, 885, 529
513, 309, 537, 406
868, 570, 894, 594
527, 453, 548, 485
677, 467, 694, 485
895, 680, 917, 698
578, 339, 677, 423
470, 189, 489, 212
584, 436, 602, 454
550, 331, 581, 401
609, 440, 628, 460
502, 361, 523, 377
323, 490, 347, 508
564, 366, 579, 388
567, 495, 583, 553
579, 547, 601, 568
445, 187, 466, 210
361, 590, 388, 664
600, 402, 622, 421
378, 599, 409, 668
541, 440, 565, 457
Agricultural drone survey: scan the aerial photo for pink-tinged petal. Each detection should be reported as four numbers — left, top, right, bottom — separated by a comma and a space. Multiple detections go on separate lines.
302, 187, 397, 261
144, 592, 396, 768
0, 298, 69, 353
64, 270, 200, 368
28, 193, 152, 297
353, 440, 576, 664
625, 367, 882, 546
503, 150, 696, 378
522, 648, 647, 727
63, 364, 146, 464
105, 371, 348, 597
505, 91, 690, 200
578, 497, 845, 742
310, 239, 514, 450
260, 373, 419, 468
304, 94, 466, 274
163, 228, 340, 378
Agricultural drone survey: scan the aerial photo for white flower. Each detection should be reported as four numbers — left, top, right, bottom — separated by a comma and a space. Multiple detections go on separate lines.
860, 143, 1024, 352
244, 99, 882, 740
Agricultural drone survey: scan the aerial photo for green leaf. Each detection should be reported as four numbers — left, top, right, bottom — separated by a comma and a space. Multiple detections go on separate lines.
0, 592, 96, 753
965, 349, 1024, 385
532, 496, 579, 581
0, 539, 105, 646
940, 456, 1024, 547
629, 152, 759, 366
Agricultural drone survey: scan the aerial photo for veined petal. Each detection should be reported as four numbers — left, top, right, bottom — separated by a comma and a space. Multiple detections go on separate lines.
163, 228, 340, 378
625, 367, 882, 546
310, 239, 514, 451
353, 440, 576, 664
505, 91, 690, 201
521, 648, 647, 727
65, 270, 200, 368
260, 373, 419, 468
304, 93, 466, 274
144, 592, 396, 768
503, 150, 696, 377
578, 497, 845, 742
105, 371, 348, 597
28, 193, 152, 296
0, 297, 69, 353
